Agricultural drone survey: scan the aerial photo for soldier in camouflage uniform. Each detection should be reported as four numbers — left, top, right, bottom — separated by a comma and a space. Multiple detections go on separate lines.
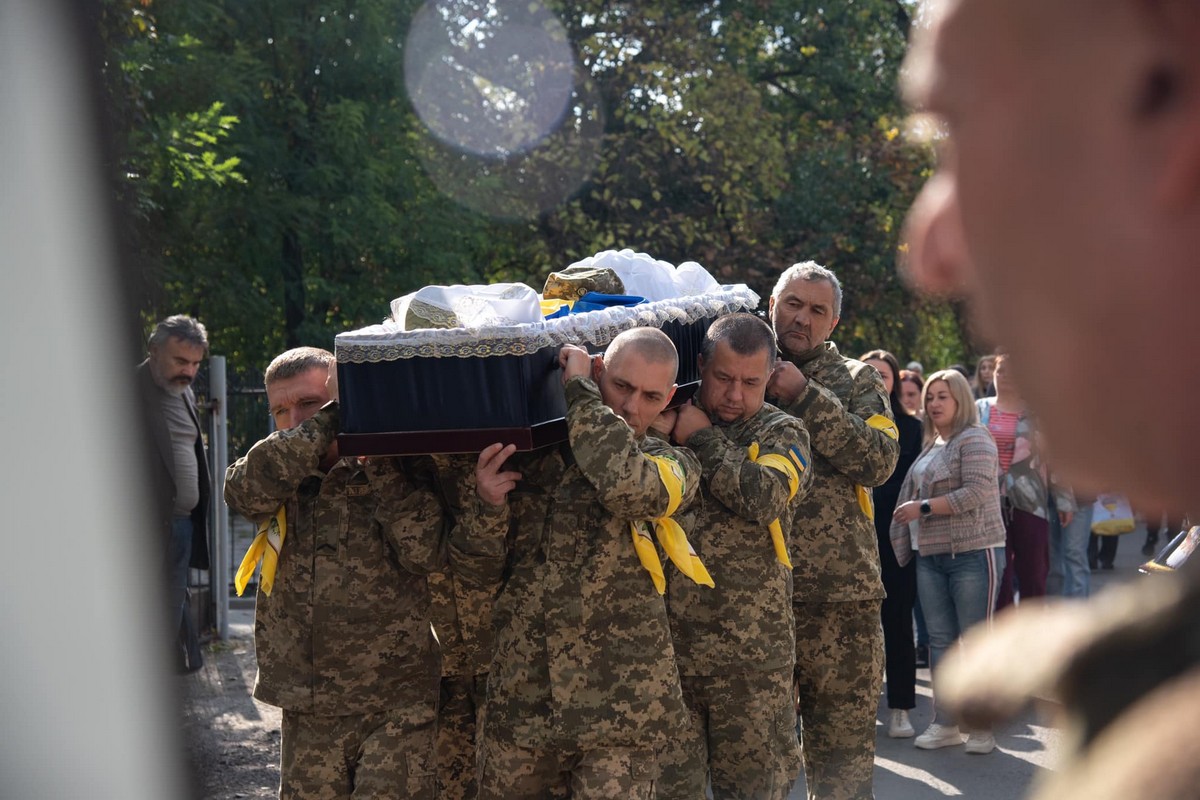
766, 264, 900, 800
428, 455, 499, 800
225, 347, 481, 800
455, 328, 700, 800
655, 313, 814, 800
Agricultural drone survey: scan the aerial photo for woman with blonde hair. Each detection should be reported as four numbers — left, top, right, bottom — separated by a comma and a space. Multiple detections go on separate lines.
890, 369, 1006, 754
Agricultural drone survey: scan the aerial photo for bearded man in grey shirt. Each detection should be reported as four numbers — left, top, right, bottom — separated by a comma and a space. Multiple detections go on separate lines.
138, 314, 211, 671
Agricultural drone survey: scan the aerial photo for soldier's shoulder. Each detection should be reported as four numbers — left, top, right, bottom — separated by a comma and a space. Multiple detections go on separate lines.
643, 437, 697, 467
752, 404, 808, 439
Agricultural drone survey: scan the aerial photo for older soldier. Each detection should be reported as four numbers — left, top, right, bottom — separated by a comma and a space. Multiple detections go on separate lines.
767, 263, 899, 800
900, 3, 1200, 799
138, 314, 210, 672
458, 327, 700, 800
225, 347, 452, 800
656, 313, 813, 800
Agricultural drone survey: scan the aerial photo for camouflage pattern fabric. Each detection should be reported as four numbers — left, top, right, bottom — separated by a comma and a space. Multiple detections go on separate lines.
666, 402, 812, 676
279, 703, 436, 800
771, 342, 893, 797
453, 375, 699, 793
657, 669, 799, 800
224, 403, 445, 715
429, 453, 502, 679
478, 739, 657, 800
428, 454, 503, 800
775, 341, 897, 603
658, 402, 809, 797
436, 673, 488, 800
542, 265, 625, 302
793, 600, 884, 800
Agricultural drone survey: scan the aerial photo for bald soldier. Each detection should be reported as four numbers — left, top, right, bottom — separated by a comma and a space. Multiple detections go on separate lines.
656, 313, 813, 800
455, 327, 701, 799
900, 2, 1200, 799
767, 263, 899, 800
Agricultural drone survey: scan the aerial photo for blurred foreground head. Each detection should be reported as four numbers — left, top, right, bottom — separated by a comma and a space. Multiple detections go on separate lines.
900, 0, 1200, 514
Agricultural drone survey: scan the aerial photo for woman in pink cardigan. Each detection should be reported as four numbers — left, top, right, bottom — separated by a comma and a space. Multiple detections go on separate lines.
891, 370, 1006, 755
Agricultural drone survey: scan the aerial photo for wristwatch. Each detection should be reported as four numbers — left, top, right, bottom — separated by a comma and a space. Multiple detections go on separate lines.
920, 499, 932, 516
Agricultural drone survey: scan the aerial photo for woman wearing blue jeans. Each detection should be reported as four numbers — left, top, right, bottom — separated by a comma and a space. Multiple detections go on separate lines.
890, 370, 1007, 755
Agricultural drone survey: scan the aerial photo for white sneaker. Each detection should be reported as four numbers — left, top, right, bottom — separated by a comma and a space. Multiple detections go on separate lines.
887, 709, 915, 738
914, 723, 963, 749
964, 731, 996, 754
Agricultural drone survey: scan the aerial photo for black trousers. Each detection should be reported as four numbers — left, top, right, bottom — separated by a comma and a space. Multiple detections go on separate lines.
876, 524, 916, 709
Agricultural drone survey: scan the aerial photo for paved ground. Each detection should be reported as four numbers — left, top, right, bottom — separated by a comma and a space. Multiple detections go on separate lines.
182, 527, 1154, 799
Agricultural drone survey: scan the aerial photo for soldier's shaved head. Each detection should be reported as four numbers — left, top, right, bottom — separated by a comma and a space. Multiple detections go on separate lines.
595, 327, 679, 437
604, 327, 679, 375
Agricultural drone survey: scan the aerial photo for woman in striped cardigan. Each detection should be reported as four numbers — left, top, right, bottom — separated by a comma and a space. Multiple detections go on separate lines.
890, 369, 1006, 755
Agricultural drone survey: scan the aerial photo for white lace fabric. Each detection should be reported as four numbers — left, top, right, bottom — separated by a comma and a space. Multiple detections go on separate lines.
335, 284, 760, 363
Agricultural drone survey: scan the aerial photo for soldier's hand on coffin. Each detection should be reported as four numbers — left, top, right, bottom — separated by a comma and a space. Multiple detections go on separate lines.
476, 443, 522, 507
649, 408, 678, 440
558, 344, 593, 384
673, 403, 712, 445
766, 360, 808, 405
325, 358, 340, 403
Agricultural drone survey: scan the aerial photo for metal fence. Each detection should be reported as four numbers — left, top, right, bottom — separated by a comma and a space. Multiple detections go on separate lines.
191, 359, 272, 640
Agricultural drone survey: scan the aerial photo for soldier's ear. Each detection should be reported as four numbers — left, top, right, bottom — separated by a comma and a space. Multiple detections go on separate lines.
665, 384, 678, 407
591, 355, 604, 382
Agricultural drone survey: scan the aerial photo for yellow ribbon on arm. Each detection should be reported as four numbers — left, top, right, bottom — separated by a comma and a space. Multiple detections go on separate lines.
234, 506, 287, 597
631, 454, 715, 592
747, 442, 803, 568
856, 414, 901, 521
631, 522, 667, 594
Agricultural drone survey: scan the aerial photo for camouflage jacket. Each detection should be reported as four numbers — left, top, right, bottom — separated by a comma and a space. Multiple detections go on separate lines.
775, 342, 899, 602
667, 402, 813, 675
224, 403, 449, 715
454, 376, 700, 750
428, 454, 502, 679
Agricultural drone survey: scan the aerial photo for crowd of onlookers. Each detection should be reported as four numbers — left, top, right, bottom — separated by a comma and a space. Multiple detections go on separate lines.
862, 350, 1172, 756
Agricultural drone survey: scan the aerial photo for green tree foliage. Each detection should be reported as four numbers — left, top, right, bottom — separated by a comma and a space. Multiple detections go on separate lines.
104, 0, 967, 378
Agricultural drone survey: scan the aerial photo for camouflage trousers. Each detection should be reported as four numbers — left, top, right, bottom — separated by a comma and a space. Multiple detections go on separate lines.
657, 668, 800, 800
436, 673, 488, 800
478, 738, 658, 800
279, 702, 436, 800
793, 600, 884, 800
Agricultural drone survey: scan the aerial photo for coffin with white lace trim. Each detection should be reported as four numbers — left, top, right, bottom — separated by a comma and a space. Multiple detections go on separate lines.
334, 281, 760, 455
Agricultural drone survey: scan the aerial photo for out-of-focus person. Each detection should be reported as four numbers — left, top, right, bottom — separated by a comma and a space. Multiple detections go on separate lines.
138, 314, 211, 673
1046, 488, 1094, 599
767, 262, 899, 800
972, 355, 996, 399
890, 369, 1005, 754
904, 361, 924, 379
861, 349, 924, 740
976, 353, 1074, 610
900, 2, 1200, 797
899, 370, 925, 420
